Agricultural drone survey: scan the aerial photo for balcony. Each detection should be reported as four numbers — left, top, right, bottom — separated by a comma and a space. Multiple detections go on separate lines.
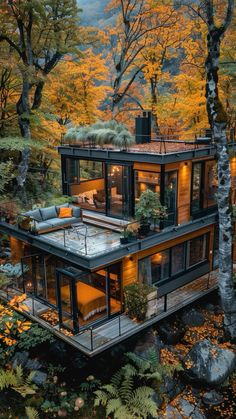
0, 270, 219, 356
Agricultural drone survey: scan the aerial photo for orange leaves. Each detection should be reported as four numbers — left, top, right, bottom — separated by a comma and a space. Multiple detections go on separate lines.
184, 359, 194, 370
9, 293, 29, 312
0, 300, 32, 347
160, 348, 180, 366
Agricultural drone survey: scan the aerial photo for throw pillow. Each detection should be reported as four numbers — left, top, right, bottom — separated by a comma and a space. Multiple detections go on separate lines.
58, 207, 72, 218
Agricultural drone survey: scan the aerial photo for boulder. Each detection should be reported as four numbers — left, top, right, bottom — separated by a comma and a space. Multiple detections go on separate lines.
178, 399, 206, 419
12, 351, 29, 369
25, 358, 42, 371
158, 321, 185, 345
31, 371, 48, 385
183, 339, 236, 386
160, 375, 184, 400
158, 405, 183, 419
202, 390, 224, 406
181, 308, 205, 327
158, 402, 206, 419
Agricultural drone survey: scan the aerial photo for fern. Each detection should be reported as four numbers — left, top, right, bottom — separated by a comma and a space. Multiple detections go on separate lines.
94, 366, 156, 419
0, 366, 37, 397
25, 406, 39, 419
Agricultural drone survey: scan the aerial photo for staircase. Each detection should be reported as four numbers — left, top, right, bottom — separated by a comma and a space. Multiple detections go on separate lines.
82, 210, 130, 233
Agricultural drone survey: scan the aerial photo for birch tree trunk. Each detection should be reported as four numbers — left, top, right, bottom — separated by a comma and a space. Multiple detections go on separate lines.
204, 0, 236, 339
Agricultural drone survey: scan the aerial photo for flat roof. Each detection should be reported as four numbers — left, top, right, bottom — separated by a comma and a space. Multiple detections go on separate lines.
58, 143, 217, 164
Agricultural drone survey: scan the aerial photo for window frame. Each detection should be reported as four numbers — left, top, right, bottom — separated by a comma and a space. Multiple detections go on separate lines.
138, 233, 209, 287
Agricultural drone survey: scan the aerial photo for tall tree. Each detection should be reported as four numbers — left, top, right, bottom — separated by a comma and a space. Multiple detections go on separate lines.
188, 0, 236, 338
41, 50, 111, 139
0, 0, 82, 192
105, 0, 175, 116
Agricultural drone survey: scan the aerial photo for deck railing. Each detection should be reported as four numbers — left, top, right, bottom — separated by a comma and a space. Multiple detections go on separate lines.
72, 270, 218, 352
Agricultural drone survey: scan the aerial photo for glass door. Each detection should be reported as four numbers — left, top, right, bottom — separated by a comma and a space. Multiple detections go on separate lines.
107, 164, 132, 218
56, 269, 78, 334
108, 262, 122, 316
164, 171, 178, 227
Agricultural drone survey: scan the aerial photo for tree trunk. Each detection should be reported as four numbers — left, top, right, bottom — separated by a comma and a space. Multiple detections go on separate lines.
150, 77, 160, 136
16, 76, 31, 199
32, 80, 45, 110
204, 3, 236, 339
214, 121, 236, 338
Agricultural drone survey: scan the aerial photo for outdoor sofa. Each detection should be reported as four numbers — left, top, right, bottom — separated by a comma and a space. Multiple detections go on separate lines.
20, 203, 81, 234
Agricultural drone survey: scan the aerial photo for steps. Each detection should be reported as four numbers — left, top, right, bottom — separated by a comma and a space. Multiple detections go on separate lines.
82, 210, 129, 233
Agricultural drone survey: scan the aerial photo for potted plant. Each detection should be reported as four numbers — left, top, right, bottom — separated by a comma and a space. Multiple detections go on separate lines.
17, 214, 31, 231
124, 282, 149, 321
135, 189, 167, 236
120, 228, 130, 244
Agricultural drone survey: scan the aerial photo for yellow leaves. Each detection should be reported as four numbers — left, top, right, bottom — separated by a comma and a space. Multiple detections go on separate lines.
9, 293, 29, 312
17, 322, 31, 334
1, 337, 17, 346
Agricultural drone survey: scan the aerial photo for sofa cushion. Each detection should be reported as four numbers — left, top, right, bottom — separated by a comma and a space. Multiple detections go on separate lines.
56, 203, 69, 215
40, 206, 57, 221
59, 207, 72, 218
69, 205, 80, 218
22, 209, 42, 222
35, 221, 54, 231
35, 217, 78, 231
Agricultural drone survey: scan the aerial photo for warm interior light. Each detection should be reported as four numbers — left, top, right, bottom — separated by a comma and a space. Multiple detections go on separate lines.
152, 253, 162, 263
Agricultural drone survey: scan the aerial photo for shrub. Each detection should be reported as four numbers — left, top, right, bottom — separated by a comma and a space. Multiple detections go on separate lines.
18, 324, 55, 350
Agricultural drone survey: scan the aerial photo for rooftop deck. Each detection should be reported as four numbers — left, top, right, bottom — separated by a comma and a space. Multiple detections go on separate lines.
0, 211, 217, 269
43, 224, 121, 257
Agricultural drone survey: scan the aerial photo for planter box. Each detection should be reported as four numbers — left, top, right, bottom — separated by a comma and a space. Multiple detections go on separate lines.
146, 290, 158, 319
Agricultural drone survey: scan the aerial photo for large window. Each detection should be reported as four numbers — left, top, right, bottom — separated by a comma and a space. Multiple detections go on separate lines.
205, 160, 218, 207
65, 159, 103, 184
151, 250, 170, 283
191, 163, 202, 213
135, 170, 160, 199
171, 243, 185, 275
187, 235, 207, 268
138, 234, 208, 286
66, 159, 79, 184
191, 160, 218, 215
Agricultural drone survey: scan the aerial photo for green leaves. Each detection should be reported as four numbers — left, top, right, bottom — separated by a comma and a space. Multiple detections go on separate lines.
0, 365, 37, 398
0, 137, 43, 151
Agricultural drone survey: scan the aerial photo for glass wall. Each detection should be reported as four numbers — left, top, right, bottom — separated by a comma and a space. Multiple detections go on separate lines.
21, 250, 67, 306
57, 262, 122, 332
63, 158, 133, 218
138, 234, 208, 286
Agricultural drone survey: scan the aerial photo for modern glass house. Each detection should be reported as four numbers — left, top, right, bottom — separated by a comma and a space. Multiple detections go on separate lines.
0, 138, 235, 356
